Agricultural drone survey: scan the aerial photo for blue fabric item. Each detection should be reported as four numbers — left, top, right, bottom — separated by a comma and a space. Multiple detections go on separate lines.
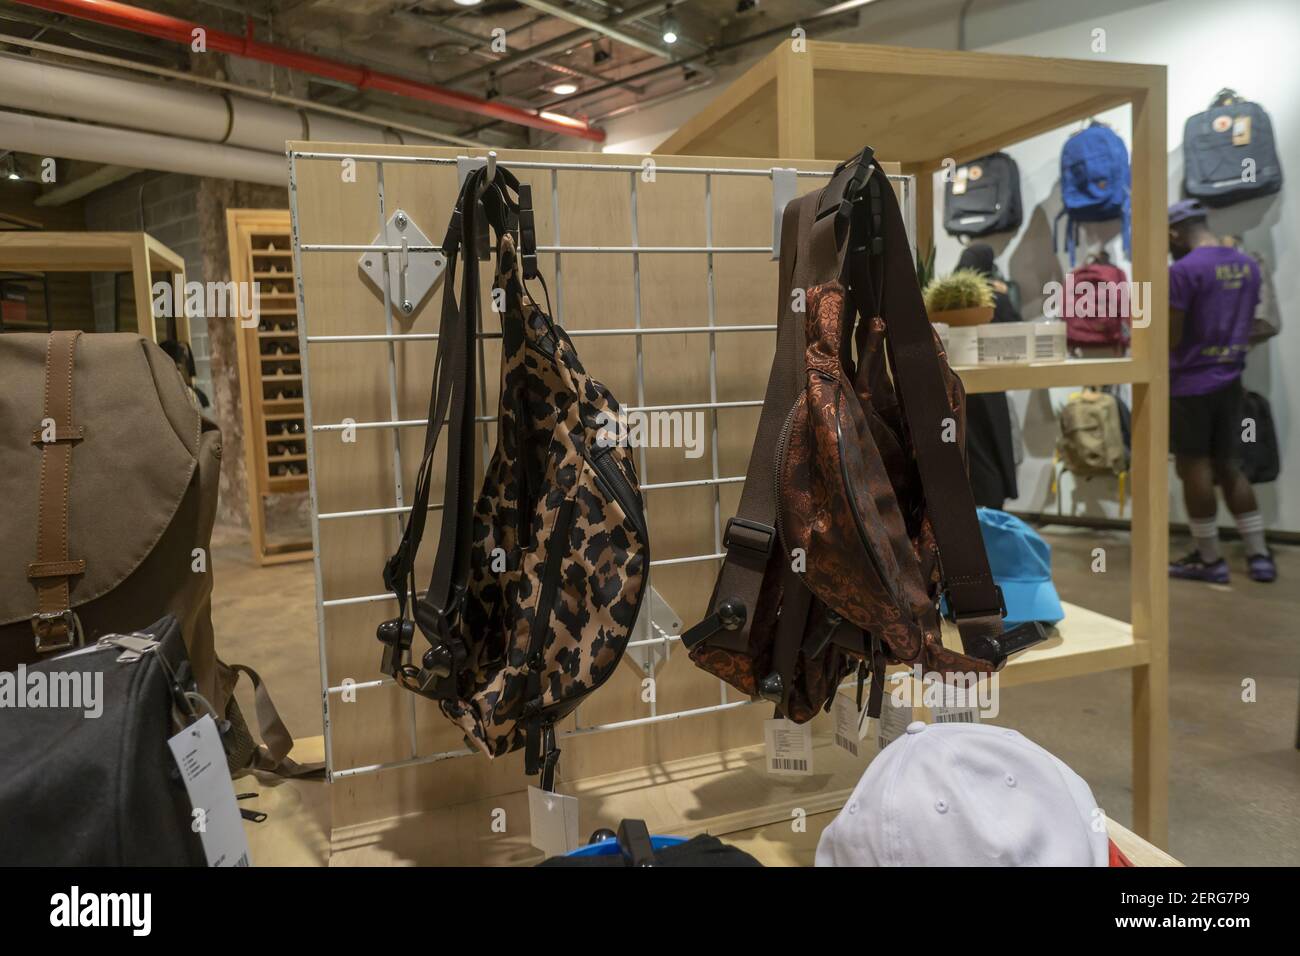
566, 835, 687, 857
1055, 123, 1132, 265
975, 508, 1065, 626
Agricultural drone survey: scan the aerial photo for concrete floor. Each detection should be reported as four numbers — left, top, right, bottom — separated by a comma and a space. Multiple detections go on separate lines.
211, 522, 1300, 866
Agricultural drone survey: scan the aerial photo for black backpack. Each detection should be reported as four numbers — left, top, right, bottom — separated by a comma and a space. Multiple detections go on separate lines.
943, 152, 1022, 238
1183, 89, 1283, 206
1241, 390, 1279, 484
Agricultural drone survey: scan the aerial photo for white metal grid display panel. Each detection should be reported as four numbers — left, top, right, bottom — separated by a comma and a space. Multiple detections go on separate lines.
289, 148, 913, 783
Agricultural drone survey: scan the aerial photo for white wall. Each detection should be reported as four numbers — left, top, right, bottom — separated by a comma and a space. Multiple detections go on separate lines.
605, 0, 1300, 531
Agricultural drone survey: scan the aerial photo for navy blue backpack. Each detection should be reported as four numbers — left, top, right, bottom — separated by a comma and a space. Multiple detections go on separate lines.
1055, 123, 1131, 264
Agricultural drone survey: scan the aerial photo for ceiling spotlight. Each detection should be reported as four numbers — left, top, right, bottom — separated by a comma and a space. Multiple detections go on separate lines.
661, 16, 679, 44
3, 154, 19, 181
453, 0, 482, 6
551, 82, 578, 96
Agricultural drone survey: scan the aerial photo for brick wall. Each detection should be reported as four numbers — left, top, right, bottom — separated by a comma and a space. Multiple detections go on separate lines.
83, 172, 214, 404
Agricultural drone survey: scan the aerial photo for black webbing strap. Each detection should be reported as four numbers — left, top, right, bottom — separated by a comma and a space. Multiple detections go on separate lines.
681, 154, 871, 654
847, 155, 1008, 655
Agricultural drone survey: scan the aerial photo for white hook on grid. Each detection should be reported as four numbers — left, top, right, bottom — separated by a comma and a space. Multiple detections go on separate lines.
485, 150, 498, 185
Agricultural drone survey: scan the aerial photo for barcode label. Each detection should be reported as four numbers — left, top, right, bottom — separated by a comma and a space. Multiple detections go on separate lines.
764, 718, 813, 776
932, 706, 981, 724
832, 692, 868, 758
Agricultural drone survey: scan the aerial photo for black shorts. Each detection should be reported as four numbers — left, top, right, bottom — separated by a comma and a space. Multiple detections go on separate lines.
1170, 379, 1244, 461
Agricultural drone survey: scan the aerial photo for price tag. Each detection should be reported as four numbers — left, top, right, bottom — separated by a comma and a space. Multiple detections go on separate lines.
764, 718, 813, 775
528, 786, 580, 858
167, 715, 252, 867
876, 699, 913, 751
832, 693, 869, 757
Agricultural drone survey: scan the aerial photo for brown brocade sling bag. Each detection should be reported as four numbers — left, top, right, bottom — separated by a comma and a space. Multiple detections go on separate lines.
682, 148, 1046, 721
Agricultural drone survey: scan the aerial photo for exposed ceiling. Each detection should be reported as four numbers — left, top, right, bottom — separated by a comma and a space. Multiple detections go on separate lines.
0, 0, 873, 147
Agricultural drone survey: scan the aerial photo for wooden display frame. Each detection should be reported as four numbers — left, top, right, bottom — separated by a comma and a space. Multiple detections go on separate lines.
289, 126, 1168, 860
0, 230, 188, 341
226, 209, 312, 566
662, 40, 1170, 846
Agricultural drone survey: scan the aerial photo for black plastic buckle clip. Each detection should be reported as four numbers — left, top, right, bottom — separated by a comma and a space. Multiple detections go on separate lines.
723, 517, 775, 559
964, 620, 1049, 670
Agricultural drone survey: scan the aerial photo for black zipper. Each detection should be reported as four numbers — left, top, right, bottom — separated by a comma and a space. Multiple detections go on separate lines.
833, 388, 907, 617
526, 497, 575, 669
773, 396, 803, 549
590, 447, 646, 541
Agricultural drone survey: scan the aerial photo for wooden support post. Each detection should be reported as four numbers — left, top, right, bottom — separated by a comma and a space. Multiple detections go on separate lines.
1128, 78, 1170, 848
776, 45, 816, 159
129, 237, 155, 341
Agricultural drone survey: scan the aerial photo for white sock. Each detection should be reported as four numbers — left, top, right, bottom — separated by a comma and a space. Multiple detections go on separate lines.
1235, 510, 1267, 557
1188, 515, 1220, 564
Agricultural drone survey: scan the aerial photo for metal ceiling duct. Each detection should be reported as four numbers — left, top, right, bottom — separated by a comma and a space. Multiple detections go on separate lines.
0, 109, 288, 185
10, 0, 605, 141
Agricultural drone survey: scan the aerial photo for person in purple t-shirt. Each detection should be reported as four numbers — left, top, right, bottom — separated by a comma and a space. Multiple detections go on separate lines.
1166, 199, 1274, 584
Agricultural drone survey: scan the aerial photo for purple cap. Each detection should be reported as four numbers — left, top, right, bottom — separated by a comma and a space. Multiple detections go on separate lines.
1168, 198, 1208, 225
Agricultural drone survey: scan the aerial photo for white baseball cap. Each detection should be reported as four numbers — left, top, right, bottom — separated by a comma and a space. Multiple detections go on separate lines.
816, 720, 1110, 866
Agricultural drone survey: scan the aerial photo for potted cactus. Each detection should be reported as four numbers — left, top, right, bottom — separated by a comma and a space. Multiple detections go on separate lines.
923, 268, 995, 327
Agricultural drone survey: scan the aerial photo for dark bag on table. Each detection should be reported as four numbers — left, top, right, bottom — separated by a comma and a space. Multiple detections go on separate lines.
0, 615, 207, 866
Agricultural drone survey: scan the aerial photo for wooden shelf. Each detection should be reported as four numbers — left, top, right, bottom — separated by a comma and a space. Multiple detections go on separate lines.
228, 208, 312, 566
659, 39, 1170, 846
0, 231, 189, 343
955, 357, 1144, 394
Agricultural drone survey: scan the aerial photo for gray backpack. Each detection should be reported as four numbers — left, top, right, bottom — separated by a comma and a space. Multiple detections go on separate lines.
1183, 89, 1283, 206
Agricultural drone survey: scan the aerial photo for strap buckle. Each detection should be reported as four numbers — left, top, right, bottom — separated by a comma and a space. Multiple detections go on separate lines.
944, 585, 1007, 623
31, 609, 82, 654
722, 517, 775, 558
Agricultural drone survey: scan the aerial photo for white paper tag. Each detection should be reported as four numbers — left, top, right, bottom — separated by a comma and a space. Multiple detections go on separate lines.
832, 693, 867, 757
167, 715, 252, 867
932, 704, 982, 725
876, 699, 913, 751
528, 786, 580, 858
764, 718, 813, 775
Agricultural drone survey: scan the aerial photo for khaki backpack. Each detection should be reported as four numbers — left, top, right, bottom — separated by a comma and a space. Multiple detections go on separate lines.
1057, 390, 1127, 478
0, 331, 315, 777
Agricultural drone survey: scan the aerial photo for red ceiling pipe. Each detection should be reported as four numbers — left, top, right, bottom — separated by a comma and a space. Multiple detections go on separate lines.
13, 0, 605, 142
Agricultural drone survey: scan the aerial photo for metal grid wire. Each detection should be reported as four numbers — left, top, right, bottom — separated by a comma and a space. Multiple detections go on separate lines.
288, 149, 914, 781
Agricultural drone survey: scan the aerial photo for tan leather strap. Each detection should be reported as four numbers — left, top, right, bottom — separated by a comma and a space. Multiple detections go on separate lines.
27, 330, 86, 654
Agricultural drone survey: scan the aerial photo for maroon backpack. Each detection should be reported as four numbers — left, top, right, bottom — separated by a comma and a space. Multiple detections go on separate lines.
1063, 258, 1130, 351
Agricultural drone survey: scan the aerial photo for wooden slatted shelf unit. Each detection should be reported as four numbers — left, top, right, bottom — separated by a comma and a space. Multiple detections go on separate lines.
227, 209, 312, 566
661, 40, 1170, 847
0, 231, 189, 341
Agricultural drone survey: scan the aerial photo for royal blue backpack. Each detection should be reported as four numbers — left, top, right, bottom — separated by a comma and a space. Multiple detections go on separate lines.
1055, 122, 1131, 264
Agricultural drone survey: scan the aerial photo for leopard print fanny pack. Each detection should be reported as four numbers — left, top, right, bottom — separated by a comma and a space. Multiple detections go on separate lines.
378, 164, 648, 789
